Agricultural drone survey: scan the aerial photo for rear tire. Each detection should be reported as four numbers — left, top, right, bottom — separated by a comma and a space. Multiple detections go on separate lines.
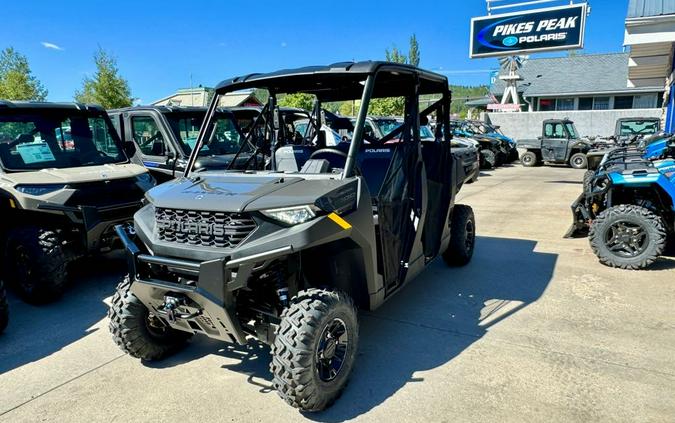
0, 280, 8, 334
5, 227, 69, 304
589, 205, 666, 269
481, 149, 497, 169
520, 151, 538, 167
443, 204, 476, 266
570, 152, 588, 169
271, 288, 358, 412
109, 275, 191, 361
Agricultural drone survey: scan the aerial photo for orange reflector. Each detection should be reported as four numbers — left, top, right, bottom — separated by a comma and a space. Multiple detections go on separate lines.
327, 212, 351, 230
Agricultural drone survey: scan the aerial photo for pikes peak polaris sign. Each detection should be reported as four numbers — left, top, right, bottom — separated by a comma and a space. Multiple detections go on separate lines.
470, 3, 588, 58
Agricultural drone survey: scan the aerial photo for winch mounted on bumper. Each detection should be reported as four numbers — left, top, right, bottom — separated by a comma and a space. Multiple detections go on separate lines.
115, 224, 292, 344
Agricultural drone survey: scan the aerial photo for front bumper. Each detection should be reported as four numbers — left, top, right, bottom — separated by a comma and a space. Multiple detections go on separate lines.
116, 225, 292, 345
564, 193, 591, 238
39, 201, 143, 252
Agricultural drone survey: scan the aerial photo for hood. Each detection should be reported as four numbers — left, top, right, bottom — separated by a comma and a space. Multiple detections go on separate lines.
146, 173, 305, 212
1, 163, 147, 185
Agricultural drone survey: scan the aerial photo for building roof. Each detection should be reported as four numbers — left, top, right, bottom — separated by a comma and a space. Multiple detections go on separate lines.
218, 91, 261, 107
490, 53, 662, 98
627, 0, 675, 19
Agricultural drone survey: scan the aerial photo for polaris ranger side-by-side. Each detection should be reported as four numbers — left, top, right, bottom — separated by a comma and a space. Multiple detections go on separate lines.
108, 62, 476, 411
518, 119, 591, 169
0, 102, 155, 303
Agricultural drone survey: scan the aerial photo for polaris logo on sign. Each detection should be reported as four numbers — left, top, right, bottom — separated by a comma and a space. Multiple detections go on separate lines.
470, 3, 587, 58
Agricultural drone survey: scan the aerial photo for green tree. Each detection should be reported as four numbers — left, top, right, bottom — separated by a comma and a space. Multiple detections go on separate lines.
409, 35, 420, 67
277, 92, 315, 110
385, 46, 407, 64
0, 47, 47, 101
75, 48, 133, 108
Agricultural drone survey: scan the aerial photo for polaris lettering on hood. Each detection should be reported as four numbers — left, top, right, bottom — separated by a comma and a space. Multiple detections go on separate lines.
470, 3, 588, 58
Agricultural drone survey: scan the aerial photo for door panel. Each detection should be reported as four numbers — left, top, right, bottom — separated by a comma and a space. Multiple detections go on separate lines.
377, 142, 423, 293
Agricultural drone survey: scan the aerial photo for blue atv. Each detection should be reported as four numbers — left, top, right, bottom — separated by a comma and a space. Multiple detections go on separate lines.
567, 139, 675, 269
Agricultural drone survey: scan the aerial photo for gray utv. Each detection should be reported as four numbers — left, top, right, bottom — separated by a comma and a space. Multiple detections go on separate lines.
108, 62, 476, 411
0, 102, 155, 303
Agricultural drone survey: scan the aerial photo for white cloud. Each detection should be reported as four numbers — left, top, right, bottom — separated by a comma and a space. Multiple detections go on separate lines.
280, 42, 287, 48
41, 42, 63, 51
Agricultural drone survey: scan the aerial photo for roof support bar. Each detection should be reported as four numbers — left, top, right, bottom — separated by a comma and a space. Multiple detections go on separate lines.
343, 74, 375, 179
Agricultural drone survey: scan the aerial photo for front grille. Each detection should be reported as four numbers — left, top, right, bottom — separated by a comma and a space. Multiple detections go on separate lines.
155, 208, 256, 248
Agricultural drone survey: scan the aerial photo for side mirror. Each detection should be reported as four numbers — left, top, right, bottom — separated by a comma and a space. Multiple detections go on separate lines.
123, 141, 136, 157
166, 151, 176, 164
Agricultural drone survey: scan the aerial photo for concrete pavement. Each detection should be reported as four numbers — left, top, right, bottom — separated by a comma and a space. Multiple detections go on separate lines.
0, 164, 673, 422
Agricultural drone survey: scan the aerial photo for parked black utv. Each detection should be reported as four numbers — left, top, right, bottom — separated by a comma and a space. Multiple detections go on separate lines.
108, 61, 476, 412
0, 102, 155, 303
108, 106, 253, 183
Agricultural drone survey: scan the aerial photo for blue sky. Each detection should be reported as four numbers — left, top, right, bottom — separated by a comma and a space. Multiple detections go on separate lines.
1, 0, 627, 103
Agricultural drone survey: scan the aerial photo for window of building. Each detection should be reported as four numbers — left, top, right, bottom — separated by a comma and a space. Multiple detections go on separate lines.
614, 96, 634, 109
556, 98, 575, 111
578, 97, 593, 110
633, 94, 658, 109
593, 97, 610, 110
539, 98, 555, 111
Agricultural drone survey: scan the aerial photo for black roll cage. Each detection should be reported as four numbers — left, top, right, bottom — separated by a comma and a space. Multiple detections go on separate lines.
184, 62, 451, 179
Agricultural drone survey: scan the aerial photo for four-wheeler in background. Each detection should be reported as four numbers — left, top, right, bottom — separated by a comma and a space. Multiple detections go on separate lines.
518, 119, 592, 169
108, 61, 476, 412
0, 101, 155, 303
567, 139, 675, 269
466, 119, 519, 162
108, 106, 256, 183
450, 119, 506, 169
586, 117, 663, 170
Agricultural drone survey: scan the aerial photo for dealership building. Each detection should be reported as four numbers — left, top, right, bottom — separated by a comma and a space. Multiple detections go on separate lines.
474, 0, 675, 139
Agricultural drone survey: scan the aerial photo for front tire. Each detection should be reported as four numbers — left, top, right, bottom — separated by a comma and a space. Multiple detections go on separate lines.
481, 149, 497, 169
520, 151, 538, 167
109, 276, 191, 361
570, 152, 588, 169
582, 169, 595, 193
0, 280, 8, 334
5, 227, 69, 303
443, 204, 476, 266
271, 288, 358, 412
589, 205, 666, 269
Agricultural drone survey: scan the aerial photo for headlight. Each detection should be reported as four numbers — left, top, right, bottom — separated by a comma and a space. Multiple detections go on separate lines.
15, 184, 66, 196
261, 205, 320, 225
136, 172, 156, 186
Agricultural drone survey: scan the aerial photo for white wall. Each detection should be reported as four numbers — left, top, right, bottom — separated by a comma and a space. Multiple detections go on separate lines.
485, 108, 663, 139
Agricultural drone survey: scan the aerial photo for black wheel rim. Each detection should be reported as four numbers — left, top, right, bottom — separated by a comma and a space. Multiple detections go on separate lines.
465, 219, 475, 253
14, 245, 34, 293
145, 312, 170, 338
522, 155, 532, 164
573, 156, 584, 167
316, 318, 348, 382
604, 221, 649, 258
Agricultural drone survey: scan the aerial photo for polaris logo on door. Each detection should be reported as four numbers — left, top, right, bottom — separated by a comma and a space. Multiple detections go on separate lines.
470, 3, 587, 58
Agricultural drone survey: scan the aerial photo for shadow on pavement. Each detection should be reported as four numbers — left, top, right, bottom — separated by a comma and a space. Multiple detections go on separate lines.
309, 235, 557, 421
142, 235, 557, 419
0, 253, 125, 374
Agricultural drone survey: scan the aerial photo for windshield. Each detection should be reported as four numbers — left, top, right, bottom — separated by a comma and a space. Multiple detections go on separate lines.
618, 120, 659, 136
565, 123, 578, 139
166, 112, 250, 156
373, 119, 401, 137
420, 126, 434, 139
0, 111, 125, 171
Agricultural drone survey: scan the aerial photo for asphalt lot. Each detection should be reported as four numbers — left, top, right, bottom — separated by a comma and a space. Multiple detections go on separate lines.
1, 164, 674, 423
